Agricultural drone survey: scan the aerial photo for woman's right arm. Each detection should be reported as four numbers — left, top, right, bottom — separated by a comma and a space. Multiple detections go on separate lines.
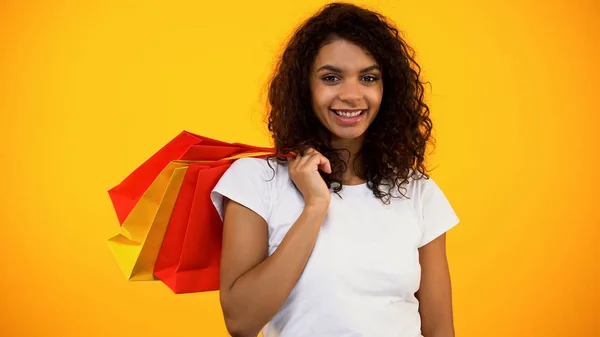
219, 149, 332, 337
219, 199, 327, 337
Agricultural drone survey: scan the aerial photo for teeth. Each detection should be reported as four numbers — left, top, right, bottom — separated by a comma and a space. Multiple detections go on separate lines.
333, 110, 363, 118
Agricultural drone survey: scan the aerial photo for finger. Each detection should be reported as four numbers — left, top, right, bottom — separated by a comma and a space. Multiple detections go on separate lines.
305, 153, 331, 174
291, 148, 309, 163
317, 156, 332, 174
289, 152, 302, 170
303, 148, 316, 156
298, 149, 320, 168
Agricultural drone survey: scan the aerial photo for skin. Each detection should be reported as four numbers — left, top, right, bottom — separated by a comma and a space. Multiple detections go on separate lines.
417, 233, 456, 337
310, 39, 383, 184
219, 38, 455, 337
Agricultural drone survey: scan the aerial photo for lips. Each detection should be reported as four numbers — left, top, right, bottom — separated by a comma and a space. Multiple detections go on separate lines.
330, 109, 366, 118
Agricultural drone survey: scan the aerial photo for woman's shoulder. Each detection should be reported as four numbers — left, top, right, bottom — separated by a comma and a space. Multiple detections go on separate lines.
403, 170, 432, 196
225, 157, 290, 183
212, 157, 290, 222
380, 169, 432, 200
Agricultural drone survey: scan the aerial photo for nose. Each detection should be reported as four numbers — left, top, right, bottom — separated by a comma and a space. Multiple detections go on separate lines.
338, 79, 363, 105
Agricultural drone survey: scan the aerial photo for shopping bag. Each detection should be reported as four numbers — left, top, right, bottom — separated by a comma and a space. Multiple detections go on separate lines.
108, 131, 274, 225
107, 161, 188, 281
108, 130, 278, 291
153, 148, 296, 293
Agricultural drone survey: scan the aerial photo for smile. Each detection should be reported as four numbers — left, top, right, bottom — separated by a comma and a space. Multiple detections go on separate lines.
330, 109, 366, 118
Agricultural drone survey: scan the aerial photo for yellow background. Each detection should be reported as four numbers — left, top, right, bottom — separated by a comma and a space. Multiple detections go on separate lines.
1, 0, 598, 336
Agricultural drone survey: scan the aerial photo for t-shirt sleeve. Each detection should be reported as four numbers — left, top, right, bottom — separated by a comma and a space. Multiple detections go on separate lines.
210, 158, 273, 223
412, 177, 460, 248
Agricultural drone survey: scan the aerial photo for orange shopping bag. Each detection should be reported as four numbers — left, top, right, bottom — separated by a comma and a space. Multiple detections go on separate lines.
107, 161, 188, 280
108, 131, 277, 291
108, 131, 274, 225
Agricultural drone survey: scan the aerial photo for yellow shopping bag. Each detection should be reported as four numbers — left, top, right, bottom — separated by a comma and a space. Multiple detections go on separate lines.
107, 161, 189, 281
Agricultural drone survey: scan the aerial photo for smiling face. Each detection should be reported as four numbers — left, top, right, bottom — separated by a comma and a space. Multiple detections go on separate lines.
310, 38, 384, 145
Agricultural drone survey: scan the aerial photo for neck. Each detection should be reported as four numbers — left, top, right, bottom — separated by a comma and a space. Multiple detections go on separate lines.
330, 135, 365, 185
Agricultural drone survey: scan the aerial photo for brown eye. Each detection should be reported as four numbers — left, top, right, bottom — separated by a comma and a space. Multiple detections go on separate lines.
322, 75, 340, 83
361, 75, 379, 82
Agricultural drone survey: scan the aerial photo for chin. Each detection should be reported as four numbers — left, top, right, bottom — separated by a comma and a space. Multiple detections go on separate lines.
329, 128, 367, 141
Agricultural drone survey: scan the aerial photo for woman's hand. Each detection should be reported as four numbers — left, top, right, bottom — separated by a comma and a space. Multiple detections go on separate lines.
288, 148, 332, 207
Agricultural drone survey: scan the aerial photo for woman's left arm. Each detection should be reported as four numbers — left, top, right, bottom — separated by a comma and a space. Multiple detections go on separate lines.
415, 232, 455, 337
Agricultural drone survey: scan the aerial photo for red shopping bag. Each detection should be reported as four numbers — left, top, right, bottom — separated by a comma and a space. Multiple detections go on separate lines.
107, 130, 293, 294
108, 131, 274, 225
153, 162, 233, 294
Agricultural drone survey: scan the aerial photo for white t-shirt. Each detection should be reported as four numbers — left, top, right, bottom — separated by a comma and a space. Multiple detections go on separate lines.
211, 158, 459, 337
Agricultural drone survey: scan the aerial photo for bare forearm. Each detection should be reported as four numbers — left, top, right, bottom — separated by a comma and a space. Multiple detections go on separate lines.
419, 288, 455, 337
422, 326, 455, 337
418, 234, 455, 337
221, 204, 327, 336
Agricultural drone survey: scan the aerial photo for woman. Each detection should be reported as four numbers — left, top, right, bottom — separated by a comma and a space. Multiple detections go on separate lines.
210, 3, 459, 337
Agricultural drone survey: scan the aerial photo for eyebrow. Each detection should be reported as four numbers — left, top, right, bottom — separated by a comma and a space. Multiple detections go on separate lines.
316, 64, 381, 73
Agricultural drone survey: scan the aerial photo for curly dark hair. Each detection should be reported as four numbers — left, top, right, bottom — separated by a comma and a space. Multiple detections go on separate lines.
265, 2, 435, 203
